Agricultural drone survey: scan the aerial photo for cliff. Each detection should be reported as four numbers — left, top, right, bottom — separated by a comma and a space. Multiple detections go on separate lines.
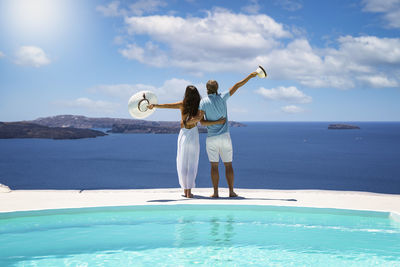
0, 122, 107, 139
328, 124, 360, 130
30, 115, 141, 129
0, 115, 246, 137
31, 115, 245, 128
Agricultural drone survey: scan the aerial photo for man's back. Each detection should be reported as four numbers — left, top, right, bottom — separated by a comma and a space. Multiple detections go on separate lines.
199, 91, 230, 137
199, 73, 257, 198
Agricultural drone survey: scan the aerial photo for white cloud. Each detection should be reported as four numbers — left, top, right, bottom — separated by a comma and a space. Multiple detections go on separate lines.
159, 78, 205, 101
264, 36, 400, 89
362, 0, 399, 12
0, 51, 4, 58
96, 1, 125, 17
119, 42, 168, 67
113, 35, 125, 45
281, 105, 304, 113
14, 46, 51, 67
97, 0, 167, 17
276, 0, 303, 11
264, 39, 327, 86
336, 35, 400, 65
90, 78, 205, 103
122, 9, 291, 73
59, 98, 120, 113
119, 43, 145, 61
255, 86, 312, 103
129, 0, 167, 16
256, 86, 310, 115
111, 8, 400, 89
357, 75, 398, 88
242, 0, 260, 14
362, 0, 400, 28
265, 39, 359, 89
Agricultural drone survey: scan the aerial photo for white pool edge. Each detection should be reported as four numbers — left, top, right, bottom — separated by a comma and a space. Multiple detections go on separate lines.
1, 188, 400, 220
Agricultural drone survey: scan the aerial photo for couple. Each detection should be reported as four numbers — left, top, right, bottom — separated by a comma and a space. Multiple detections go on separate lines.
149, 72, 257, 198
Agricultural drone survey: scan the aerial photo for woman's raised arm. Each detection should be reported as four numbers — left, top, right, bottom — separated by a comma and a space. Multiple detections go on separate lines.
148, 101, 182, 109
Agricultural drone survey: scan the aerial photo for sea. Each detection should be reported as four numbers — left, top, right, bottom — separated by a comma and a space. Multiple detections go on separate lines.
0, 122, 399, 194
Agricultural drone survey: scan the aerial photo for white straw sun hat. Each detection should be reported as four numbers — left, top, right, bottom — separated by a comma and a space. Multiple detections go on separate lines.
128, 91, 158, 119
256, 65, 267, 78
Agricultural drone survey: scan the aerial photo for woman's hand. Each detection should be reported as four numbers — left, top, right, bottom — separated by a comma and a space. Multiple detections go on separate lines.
217, 117, 226, 124
148, 104, 155, 109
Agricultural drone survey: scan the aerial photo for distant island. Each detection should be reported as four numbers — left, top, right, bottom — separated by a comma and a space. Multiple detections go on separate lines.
0, 115, 246, 139
0, 122, 107, 139
328, 124, 360, 130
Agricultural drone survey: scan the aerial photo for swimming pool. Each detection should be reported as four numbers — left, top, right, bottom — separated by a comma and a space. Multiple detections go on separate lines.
0, 205, 399, 266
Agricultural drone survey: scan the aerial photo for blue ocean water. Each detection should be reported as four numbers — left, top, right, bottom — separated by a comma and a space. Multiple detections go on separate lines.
0, 122, 399, 194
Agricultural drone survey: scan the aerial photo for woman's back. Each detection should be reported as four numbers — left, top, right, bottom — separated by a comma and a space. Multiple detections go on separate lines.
181, 109, 197, 129
181, 85, 201, 129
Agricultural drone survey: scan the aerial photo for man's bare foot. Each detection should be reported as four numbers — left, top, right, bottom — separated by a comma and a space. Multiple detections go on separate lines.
184, 189, 194, 198
229, 192, 238, 197
210, 194, 219, 198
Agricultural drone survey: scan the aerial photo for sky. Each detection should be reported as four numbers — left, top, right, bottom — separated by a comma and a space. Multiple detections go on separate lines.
0, 0, 399, 122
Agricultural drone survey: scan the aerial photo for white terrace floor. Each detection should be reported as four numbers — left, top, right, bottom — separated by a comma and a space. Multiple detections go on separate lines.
1, 188, 400, 217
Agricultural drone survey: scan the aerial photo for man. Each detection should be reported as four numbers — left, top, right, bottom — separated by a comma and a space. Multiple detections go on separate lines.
195, 72, 257, 198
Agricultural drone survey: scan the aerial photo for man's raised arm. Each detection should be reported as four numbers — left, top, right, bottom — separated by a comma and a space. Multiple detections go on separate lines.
229, 72, 257, 96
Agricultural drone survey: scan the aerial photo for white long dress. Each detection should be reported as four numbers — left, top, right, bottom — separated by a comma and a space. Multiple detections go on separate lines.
176, 126, 200, 189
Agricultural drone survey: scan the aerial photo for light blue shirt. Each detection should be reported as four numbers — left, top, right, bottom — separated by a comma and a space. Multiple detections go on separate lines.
199, 91, 230, 137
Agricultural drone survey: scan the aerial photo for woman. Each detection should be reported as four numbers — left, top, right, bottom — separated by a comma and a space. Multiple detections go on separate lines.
148, 85, 225, 198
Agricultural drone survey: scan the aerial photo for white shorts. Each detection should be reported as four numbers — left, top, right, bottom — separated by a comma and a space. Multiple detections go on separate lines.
206, 132, 233, 163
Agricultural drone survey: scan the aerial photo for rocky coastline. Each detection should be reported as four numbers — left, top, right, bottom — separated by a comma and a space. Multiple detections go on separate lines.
328, 124, 360, 130
0, 115, 246, 138
30, 115, 246, 132
108, 123, 208, 134
0, 122, 107, 139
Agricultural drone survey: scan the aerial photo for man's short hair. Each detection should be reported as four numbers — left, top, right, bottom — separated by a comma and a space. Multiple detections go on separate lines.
206, 80, 218, 94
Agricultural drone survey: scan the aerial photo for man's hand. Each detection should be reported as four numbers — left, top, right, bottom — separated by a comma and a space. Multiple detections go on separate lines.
148, 104, 154, 109
250, 71, 257, 78
186, 110, 205, 126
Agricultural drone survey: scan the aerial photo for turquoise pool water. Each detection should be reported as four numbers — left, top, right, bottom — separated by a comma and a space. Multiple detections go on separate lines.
0, 205, 399, 266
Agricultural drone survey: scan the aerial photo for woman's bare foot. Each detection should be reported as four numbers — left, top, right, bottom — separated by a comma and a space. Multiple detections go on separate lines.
229, 192, 238, 197
185, 189, 194, 198
210, 194, 219, 198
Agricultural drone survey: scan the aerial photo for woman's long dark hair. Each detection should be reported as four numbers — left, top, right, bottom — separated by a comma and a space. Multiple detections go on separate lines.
182, 85, 201, 121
